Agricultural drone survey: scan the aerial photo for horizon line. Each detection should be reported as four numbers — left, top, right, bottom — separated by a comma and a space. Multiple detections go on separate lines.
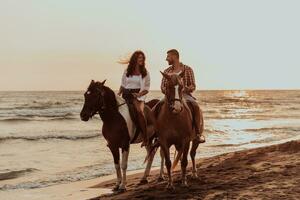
0, 89, 299, 92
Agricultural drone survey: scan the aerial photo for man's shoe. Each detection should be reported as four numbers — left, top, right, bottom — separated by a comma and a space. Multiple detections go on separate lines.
195, 134, 206, 143
141, 141, 146, 147
141, 139, 150, 147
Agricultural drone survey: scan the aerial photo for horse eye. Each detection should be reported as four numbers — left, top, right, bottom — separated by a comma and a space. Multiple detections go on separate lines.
87, 91, 91, 95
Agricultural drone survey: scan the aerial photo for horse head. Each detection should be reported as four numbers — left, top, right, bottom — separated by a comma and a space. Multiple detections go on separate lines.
160, 70, 185, 114
80, 79, 107, 121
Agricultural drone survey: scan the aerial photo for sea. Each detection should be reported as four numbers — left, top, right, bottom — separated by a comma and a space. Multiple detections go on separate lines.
0, 90, 299, 197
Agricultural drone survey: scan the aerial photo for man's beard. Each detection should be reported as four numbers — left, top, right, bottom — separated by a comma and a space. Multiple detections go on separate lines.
167, 60, 173, 65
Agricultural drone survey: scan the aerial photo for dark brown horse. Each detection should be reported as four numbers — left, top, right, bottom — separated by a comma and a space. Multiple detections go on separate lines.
151, 71, 202, 190
80, 80, 158, 192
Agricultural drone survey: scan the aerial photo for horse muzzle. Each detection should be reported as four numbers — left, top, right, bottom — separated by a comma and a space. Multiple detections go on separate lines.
80, 110, 93, 121
80, 113, 90, 121
171, 101, 183, 114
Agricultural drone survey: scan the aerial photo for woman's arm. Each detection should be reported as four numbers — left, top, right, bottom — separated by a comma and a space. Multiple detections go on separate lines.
118, 86, 124, 96
134, 71, 150, 98
118, 70, 127, 95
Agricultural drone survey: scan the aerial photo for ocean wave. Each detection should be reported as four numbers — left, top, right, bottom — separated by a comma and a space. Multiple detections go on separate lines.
205, 114, 299, 120
209, 142, 249, 148
0, 168, 38, 181
12, 101, 66, 110
2, 99, 82, 111
0, 165, 111, 191
287, 106, 300, 111
201, 97, 286, 105
0, 133, 100, 142
0, 118, 33, 122
204, 129, 226, 134
243, 127, 300, 132
0, 113, 77, 122
249, 137, 280, 144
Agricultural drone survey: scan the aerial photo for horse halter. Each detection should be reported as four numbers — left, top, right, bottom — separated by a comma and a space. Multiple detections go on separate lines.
166, 83, 183, 111
90, 88, 125, 116
84, 87, 105, 118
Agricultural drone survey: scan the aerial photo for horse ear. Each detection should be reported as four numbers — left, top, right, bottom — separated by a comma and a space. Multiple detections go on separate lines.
101, 79, 106, 85
160, 71, 170, 80
88, 80, 95, 88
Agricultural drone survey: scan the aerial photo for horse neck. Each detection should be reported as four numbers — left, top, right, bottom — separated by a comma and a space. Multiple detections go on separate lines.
99, 89, 120, 122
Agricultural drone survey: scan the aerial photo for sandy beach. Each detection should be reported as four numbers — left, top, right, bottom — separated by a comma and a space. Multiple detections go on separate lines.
90, 140, 300, 200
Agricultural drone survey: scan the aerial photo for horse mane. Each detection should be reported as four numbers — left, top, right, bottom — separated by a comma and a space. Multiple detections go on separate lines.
89, 81, 125, 112
101, 85, 119, 110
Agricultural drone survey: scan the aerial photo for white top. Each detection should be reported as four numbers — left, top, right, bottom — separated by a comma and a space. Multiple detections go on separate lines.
121, 70, 150, 101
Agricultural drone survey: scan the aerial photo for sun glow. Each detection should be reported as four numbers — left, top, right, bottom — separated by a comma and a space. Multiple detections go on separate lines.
224, 90, 249, 99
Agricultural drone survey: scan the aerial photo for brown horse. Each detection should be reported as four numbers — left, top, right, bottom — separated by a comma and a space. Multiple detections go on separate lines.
151, 71, 202, 190
80, 80, 158, 192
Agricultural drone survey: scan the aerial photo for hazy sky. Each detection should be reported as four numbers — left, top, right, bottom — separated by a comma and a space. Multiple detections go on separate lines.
1, 0, 299, 91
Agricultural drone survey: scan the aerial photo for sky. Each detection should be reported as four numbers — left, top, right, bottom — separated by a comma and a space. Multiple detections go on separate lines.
0, 0, 299, 91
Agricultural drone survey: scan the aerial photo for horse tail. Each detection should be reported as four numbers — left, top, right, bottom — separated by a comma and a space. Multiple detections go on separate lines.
172, 149, 183, 171
199, 108, 204, 134
143, 138, 160, 164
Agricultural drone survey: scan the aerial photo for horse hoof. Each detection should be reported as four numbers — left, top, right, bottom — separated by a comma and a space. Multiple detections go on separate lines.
118, 188, 126, 193
112, 185, 119, 192
181, 182, 189, 188
165, 184, 175, 191
191, 174, 199, 180
139, 178, 148, 185
157, 176, 164, 182
118, 188, 127, 193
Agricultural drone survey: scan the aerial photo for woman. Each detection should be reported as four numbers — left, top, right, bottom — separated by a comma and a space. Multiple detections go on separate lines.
118, 50, 150, 147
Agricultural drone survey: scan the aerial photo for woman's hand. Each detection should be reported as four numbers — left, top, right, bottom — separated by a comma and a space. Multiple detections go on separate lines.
132, 93, 141, 98
118, 86, 123, 96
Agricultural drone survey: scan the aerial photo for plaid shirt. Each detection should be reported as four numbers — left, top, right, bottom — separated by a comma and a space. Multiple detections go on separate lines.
161, 63, 196, 95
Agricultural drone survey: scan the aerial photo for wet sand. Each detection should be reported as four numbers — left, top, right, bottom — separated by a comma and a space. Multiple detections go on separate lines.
91, 140, 300, 200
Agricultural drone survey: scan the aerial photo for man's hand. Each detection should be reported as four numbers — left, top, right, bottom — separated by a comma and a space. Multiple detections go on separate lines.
184, 85, 194, 93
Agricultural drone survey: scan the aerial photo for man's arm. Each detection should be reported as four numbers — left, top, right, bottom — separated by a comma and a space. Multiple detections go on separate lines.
184, 66, 196, 93
161, 75, 167, 95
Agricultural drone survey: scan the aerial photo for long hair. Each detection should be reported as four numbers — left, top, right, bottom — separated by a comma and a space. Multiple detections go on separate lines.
124, 51, 147, 78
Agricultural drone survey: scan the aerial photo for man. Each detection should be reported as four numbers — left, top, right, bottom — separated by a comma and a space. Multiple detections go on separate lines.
157, 49, 205, 143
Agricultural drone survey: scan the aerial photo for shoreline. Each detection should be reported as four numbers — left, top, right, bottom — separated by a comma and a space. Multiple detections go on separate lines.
2, 140, 299, 200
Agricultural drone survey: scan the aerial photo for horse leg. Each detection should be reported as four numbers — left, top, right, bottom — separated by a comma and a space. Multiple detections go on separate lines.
140, 144, 155, 184
190, 139, 200, 179
158, 147, 165, 182
119, 147, 130, 192
109, 146, 121, 191
161, 144, 174, 190
181, 142, 190, 187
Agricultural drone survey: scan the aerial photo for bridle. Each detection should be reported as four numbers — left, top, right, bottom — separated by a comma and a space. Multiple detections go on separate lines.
166, 83, 183, 111
88, 88, 126, 117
